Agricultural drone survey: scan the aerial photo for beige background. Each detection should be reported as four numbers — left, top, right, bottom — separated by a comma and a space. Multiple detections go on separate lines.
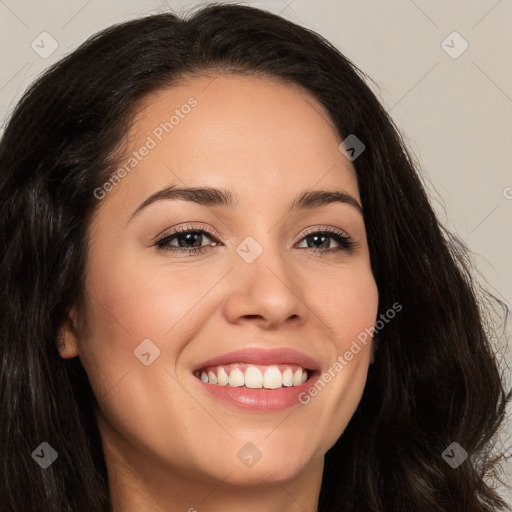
0, 0, 510, 504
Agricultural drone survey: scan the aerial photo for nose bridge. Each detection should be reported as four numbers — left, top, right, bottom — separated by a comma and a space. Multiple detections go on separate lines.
236, 227, 292, 284
223, 231, 305, 326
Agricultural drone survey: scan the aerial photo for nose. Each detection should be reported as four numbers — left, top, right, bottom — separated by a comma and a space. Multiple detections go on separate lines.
222, 243, 307, 330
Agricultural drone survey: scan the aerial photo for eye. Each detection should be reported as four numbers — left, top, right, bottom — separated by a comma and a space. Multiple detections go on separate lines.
296, 227, 355, 254
154, 224, 220, 255
153, 224, 356, 255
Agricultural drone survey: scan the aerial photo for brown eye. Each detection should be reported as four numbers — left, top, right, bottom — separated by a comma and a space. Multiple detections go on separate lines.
297, 229, 355, 254
155, 226, 219, 254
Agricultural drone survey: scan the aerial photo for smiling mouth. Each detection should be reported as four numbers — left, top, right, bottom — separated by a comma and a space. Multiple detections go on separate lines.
193, 363, 317, 389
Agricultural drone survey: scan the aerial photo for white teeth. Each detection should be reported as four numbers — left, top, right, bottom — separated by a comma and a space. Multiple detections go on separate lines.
197, 364, 309, 389
244, 366, 263, 388
263, 366, 282, 389
228, 368, 245, 387
293, 369, 303, 386
217, 367, 229, 386
282, 367, 293, 387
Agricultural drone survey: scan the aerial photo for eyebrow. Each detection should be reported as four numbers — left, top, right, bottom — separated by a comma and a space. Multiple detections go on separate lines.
127, 185, 363, 224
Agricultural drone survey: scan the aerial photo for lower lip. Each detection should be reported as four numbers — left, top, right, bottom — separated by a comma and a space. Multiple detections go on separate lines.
193, 372, 320, 411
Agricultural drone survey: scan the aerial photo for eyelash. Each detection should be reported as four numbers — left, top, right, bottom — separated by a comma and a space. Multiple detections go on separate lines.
154, 224, 355, 256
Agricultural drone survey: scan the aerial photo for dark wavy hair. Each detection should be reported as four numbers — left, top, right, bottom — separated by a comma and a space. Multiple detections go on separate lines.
0, 3, 510, 511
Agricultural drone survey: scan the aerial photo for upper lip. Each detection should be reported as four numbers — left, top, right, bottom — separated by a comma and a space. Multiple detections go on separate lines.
193, 347, 321, 372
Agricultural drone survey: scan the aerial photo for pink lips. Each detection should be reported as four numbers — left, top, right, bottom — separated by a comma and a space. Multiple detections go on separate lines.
192, 347, 321, 412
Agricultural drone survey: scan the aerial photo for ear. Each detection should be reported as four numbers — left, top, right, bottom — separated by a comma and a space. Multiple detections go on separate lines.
57, 304, 80, 359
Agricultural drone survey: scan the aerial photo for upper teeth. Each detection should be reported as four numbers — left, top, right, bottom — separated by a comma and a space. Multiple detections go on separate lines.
197, 364, 308, 389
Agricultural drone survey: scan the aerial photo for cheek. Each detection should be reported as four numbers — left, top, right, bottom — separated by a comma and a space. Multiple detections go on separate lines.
296, 265, 378, 458
82, 245, 206, 343
75, 255, 205, 455
76, 247, 222, 394
314, 264, 379, 352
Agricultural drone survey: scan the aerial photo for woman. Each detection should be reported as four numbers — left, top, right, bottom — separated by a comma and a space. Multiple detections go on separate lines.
0, 3, 510, 511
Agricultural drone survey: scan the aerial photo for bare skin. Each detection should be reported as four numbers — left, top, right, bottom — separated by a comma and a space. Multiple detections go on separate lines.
59, 73, 379, 512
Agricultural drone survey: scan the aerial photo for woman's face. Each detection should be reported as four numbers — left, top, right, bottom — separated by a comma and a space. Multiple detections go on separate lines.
63, 73, 378, 492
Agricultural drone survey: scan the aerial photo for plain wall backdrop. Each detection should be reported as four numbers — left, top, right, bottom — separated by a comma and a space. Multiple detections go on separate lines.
0, 0, 511, 503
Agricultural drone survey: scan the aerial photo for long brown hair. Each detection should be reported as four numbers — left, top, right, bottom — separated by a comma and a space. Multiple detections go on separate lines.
0, 3, 510, 510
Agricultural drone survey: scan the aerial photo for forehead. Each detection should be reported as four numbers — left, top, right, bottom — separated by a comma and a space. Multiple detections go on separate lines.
133, 72, 341, 141
95, 73, 359, 218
